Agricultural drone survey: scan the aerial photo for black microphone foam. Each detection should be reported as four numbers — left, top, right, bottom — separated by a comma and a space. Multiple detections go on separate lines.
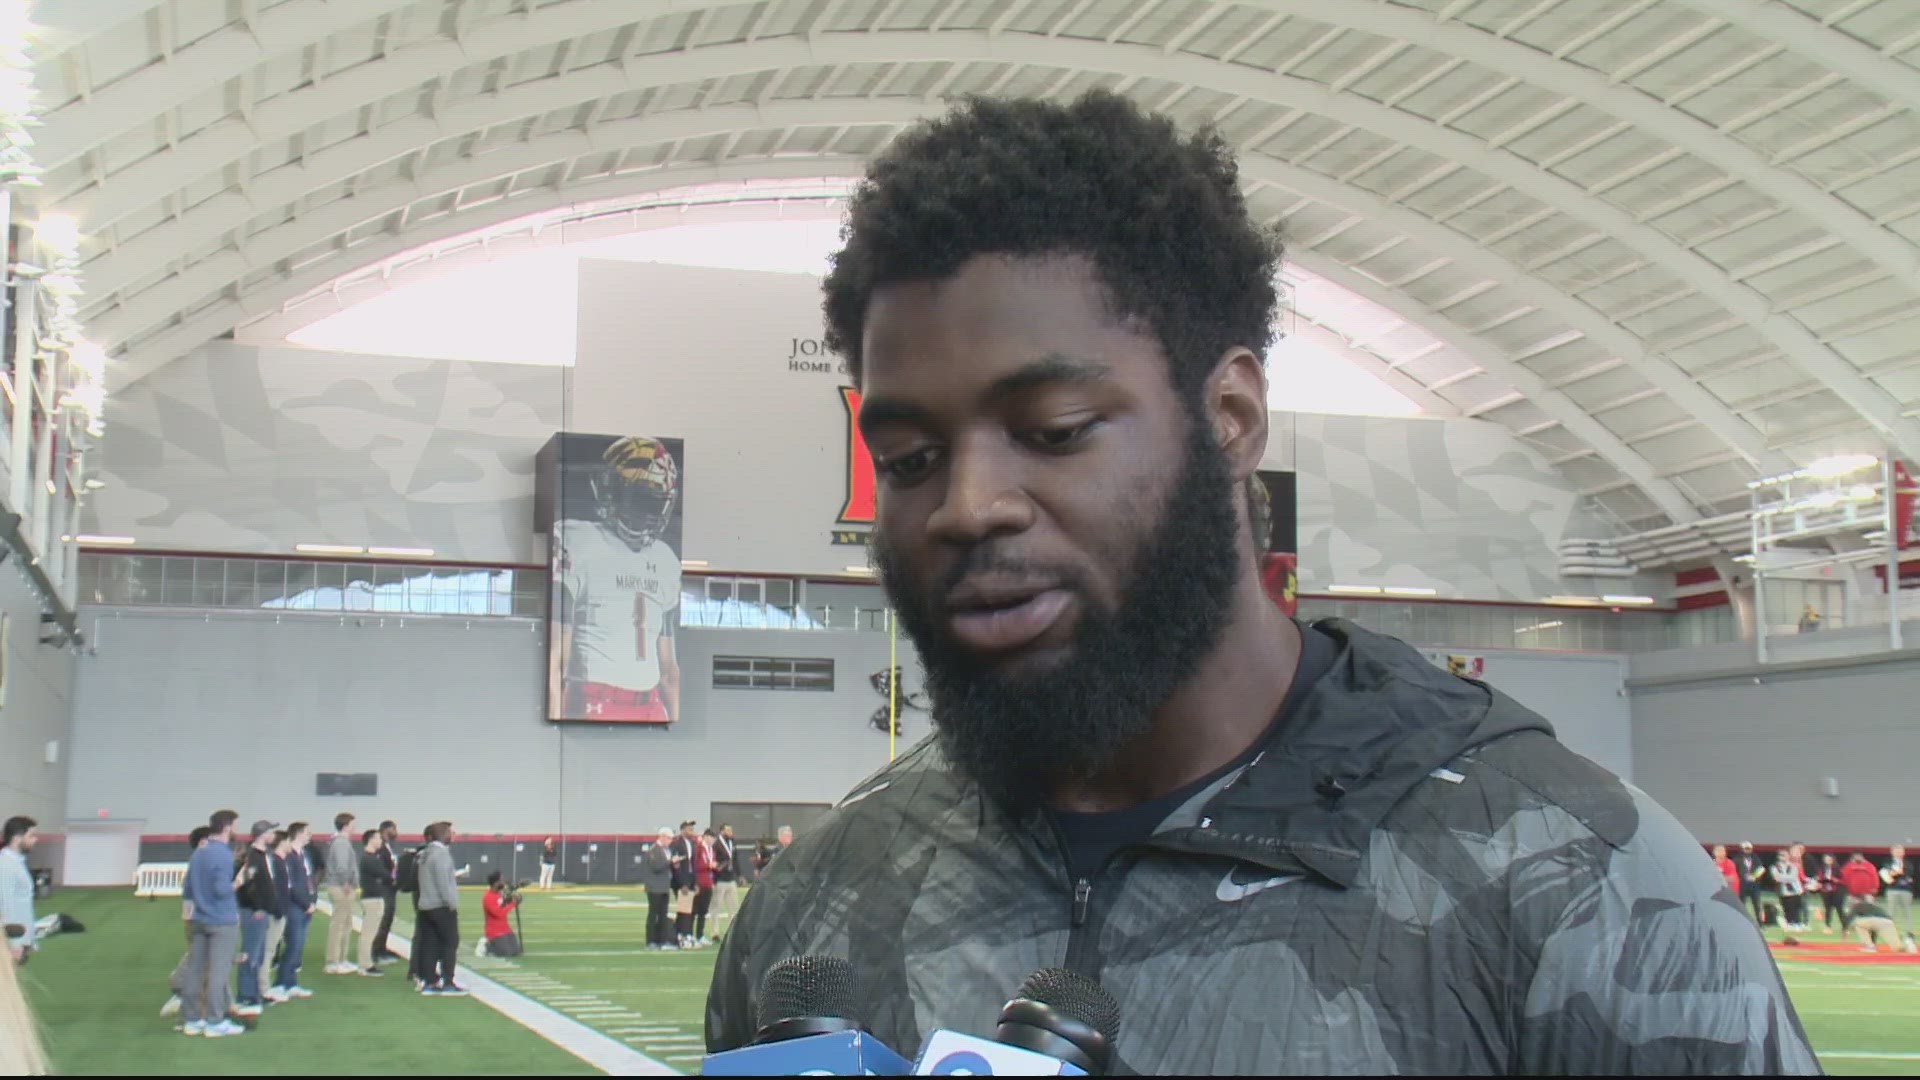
755, 954, 859, 1040
1015, 967, 1121, 1048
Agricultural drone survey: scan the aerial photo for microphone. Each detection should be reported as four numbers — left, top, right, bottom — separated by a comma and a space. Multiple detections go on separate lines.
914, 968, 1121, 1076
701, 955, 913, 1075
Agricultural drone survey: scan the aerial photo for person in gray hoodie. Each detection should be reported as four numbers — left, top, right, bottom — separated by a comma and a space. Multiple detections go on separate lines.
321, 812, 360, 975
415, 821, 466, 996
641, 827, 676, 951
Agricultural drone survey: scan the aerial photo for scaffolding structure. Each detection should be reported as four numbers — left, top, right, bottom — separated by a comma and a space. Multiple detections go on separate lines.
1746, 451, 1905, 664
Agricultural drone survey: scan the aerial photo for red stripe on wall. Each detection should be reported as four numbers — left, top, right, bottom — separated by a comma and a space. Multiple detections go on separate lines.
1675, 566, 1721, 587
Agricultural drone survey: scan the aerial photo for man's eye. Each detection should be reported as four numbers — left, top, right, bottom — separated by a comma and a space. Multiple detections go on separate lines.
1024, 420, 1099, 452
877, 447, 942, 484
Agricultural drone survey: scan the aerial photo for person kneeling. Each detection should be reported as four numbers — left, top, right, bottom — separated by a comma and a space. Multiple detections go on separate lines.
480, 873, 521, 958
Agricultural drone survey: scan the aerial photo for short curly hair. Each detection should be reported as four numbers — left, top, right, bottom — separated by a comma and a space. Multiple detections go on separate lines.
823, 91, 1283, 403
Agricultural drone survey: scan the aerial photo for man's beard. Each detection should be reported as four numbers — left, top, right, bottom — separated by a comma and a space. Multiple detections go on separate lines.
871, 419, 1243, 812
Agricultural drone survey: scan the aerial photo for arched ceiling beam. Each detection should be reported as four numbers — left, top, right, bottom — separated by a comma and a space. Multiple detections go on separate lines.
59, 0, 1920, 298
83, 88, 1787, 481
33, 0, 423, 172
1290, 251, 1702, 525
1237, 0, 1919, 289
54, 0, 763, 230
106, 147, 1691, 525
61, 30, 1920, 463
105, 155, 856, 390
1672, 0, 1920, 118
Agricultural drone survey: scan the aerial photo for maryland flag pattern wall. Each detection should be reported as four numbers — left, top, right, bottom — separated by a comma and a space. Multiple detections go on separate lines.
538, 433, 686, 724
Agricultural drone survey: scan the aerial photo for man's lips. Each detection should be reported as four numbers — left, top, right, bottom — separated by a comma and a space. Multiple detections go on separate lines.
945, 582, 1074, 653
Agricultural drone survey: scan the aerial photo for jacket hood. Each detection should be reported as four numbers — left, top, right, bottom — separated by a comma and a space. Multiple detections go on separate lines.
1142, 618, 1552, 887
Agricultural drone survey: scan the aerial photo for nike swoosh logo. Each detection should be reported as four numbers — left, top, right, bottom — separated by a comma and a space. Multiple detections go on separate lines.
1216, 868, 1304, 903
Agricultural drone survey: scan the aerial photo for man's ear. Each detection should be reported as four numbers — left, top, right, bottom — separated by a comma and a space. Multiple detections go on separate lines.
1204, 347, 1269, 482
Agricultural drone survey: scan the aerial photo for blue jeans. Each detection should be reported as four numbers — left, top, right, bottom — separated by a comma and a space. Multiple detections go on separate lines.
274, 906, 312, 989
237, 910, 270, 1005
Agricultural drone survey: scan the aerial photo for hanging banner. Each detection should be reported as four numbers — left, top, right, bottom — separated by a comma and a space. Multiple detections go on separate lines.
537, 433, 686, 725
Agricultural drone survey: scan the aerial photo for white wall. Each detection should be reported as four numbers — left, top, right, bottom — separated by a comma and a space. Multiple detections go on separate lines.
1629, 651, 1920, 845
65, 602, 1634, 832
66, 607, 923, 835
1414, 646, 1631, 781
0, 568, 77, 831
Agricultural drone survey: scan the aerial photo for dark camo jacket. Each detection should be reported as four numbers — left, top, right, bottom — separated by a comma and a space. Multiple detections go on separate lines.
706, 620, 1820, 1075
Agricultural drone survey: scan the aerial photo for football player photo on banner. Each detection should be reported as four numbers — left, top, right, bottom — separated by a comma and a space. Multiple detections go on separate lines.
543, 433, 685, 725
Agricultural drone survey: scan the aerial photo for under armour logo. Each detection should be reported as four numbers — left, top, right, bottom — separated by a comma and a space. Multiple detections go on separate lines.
585, 701, 604, 716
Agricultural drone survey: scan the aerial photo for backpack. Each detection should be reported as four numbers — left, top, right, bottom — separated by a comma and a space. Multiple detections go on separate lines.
395, 846, 426, 894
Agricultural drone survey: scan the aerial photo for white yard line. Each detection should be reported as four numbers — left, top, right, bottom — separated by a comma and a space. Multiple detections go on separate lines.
318, 899, 678, 1076
1820, 1051, 1920, 1061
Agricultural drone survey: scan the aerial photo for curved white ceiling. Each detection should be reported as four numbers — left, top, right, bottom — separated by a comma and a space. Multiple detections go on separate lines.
22, 0, 1920, 533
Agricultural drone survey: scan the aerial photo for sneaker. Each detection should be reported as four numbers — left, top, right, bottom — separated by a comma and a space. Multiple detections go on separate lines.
420, 984, 442, 996
439, 983, 470, 997
160, 994, 183, 1018
698, 937, 714, 946
203, 1020, 247, 1038
660, 943, 679, 952
286, 986, 313, 999
179, 1020, 206, 1037
263, 987, 289, 1003
232, 1003, 263, 1017
1862, 946, 1880, 953
358, 967, 384, 977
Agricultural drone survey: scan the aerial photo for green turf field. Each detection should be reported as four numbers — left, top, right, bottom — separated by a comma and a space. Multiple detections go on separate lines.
17, 888, 596, 1076
19, 885, 1920, 1074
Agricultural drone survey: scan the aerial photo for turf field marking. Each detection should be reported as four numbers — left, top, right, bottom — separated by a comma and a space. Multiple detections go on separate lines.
1819, 1051, 1920, 1060
318, 898, 677, 1075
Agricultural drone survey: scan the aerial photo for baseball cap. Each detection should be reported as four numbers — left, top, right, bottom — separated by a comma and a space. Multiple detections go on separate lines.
251, 819, 280, 838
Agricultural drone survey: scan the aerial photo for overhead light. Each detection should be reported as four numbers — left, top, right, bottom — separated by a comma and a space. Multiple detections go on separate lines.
1544, 595, 1602, 605
367, 546, 434, 558
843, 565, 874, 575
1807, 453, 1878, 479
1327, 584, 1383, 595
75, 535, 135, 545
681, 559, 708, 568
1382, 586, 1438, 597
34, 214, 80, 255
43, 479, 54, 494
1602, 594, 1656, 605
1732, 554, 1756, 564
84, 478, 105, 490
295, 543, 365, 556
1516, 620, 1564, 634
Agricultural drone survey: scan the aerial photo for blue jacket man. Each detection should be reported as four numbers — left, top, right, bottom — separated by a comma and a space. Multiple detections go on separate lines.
272, 823, 318, 998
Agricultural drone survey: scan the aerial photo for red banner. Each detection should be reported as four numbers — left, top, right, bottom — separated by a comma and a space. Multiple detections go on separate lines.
1896, 460, 1918, 551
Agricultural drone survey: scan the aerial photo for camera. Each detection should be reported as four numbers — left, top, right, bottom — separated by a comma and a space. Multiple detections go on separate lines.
500, 879, 532, 903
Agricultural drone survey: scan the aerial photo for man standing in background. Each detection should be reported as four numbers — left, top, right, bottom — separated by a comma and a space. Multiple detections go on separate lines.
1734, 841, 1768, 922
272, 824, 316, 1000
642, 828, 675, 951
356, 830, 389, 976
670, 821, 698, 949
0, 817, 37, 964
260, 831, 294, 1003
180, 810, 245, 1038
1882, 845, 1915, 951
416, 822, 466, 996
370, 821, 401, 966
163, 825, 214, 1021
323, 813, 360, 975
1711, 844, 1738, 899
711, 824, 739, 935
233, 821, 283, 1018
